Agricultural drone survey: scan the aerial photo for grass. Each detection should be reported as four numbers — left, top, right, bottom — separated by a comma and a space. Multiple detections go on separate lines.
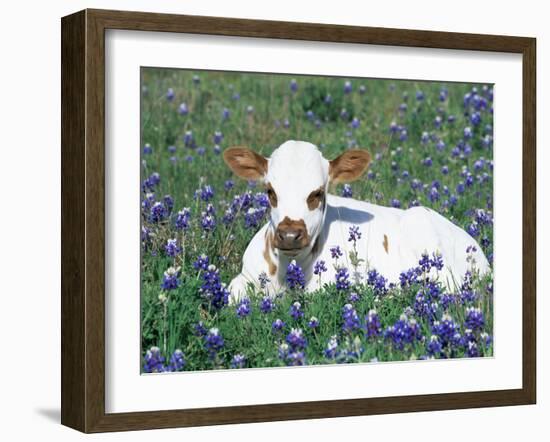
140, 68, 494, 372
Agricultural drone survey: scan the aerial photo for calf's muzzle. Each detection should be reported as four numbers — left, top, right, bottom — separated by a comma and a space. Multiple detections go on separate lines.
274, 217, 309, 251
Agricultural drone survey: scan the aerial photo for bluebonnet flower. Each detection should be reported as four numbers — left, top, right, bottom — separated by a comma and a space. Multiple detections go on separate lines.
465, 307, 485, 331
260, 295, 274, 313
192, 74, 200, 84
244, 207, 266, 229
399, 267, 420, 287
289, 78, 298, 93
384, 314, 422, 350
197, 146, 206, 156
254, 192, 270, 208
199, 264, 229, 309
413, 291, 438, 320
416, 90, 424, 101
390, 199, 401, 208
348, 292, 360, 303
342, 184, 353, 197
429, 186, 439, 202
467, 222, 480, 237
359, 84, 366, 94
272, 318, 285, 332
463, 126, 473, 139
439, 88, 448, 101
195, 184, 214, 202
231, 354, 246, 369
426, 335, 443, 357
222, 108, 230, 120
175, 207, 191, 230
343, 80, 352, 94
168, 145, 176, 154
289, 301, 304, 320
324, 93, 332, 104
342, 304, 360, 333
193, 321, 207, 337
246, 105, 254, 114
421, 131, 430, 144
441, 165, 449, 175
183, 130, 195, 148
143, 143, 153, 154
235, 298, 251, 318
204, 328, 224, 355
313, 260, 327, 275
166, 88, 175, 101
286, 260, 306, 290
348, 225, 362, 243
306, 110, 315, 121
364, 309, 382, 338
161, 266, 180, 290
258, 272, 270, 290
200, 212, 216, 232
149, 201, 167, 223
335, 267, 351, 291
286, 328, 307, 349
141, 226, 151, 249
224, 179, 234, 191
168, 349, 185, 371
399, 129, 408, 141
193, 254, 209, 271
308, 316, 319, 329
432, 313, 460, 347
466, 341, 479, 357
278, 343, 306, 366
213, 130, 223, 144
324, 335, 340, 359
470, 112, 481, 126
162, 195, 173, 212
350, 117, 360, 129
434, 116, 443, 129
423, 157, 433, 167
164, 238, 181, 257
448, 114, 456, 123
178, 102, 189, 115
367, 269, 388, 295
232, 92, 240, 101
143, 347, 165, 373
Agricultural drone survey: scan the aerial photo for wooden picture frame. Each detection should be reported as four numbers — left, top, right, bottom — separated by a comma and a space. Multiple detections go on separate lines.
61, 8, 536, 433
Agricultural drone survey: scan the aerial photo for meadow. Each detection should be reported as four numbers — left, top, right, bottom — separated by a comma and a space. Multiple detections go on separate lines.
140, 68, 494, 372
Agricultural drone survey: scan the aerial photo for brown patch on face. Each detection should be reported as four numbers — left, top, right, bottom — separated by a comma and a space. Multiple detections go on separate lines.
383, 234, 389, 254
223, 146, 268, 180
274, 216, 310, 251
307, 186, 325, 211
266, 183, 278, 208
263, 231, 277, 276
329, 149, 371, 184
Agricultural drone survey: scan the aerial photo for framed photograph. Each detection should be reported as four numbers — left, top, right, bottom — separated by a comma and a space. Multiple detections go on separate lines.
61, 9, 536, 433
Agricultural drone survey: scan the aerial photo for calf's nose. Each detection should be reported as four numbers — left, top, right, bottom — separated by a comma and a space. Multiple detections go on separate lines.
276, 228, 303, 243
275, 221, 307, 250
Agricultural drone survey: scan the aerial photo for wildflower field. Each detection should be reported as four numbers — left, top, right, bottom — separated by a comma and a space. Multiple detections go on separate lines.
140, 68, 494, 373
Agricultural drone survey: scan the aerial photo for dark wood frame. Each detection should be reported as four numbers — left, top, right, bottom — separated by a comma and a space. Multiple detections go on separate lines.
61, 8, 536, 433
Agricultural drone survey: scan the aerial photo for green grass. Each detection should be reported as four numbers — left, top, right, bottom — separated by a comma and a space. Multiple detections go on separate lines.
140, 68, 494, 371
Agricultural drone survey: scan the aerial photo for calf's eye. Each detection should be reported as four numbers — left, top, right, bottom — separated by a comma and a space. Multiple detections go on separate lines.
266, 184, 278, 207
307, 187, 325, 210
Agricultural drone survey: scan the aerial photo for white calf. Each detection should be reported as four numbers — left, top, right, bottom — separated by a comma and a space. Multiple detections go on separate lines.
224, 140, 490, 301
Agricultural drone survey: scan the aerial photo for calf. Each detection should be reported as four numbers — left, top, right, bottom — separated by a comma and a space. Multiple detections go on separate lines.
223, 140, 490, 302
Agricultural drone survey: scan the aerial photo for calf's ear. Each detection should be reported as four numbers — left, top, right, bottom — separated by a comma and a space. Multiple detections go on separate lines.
329, 149, 371, 183
223, 147, 268, 180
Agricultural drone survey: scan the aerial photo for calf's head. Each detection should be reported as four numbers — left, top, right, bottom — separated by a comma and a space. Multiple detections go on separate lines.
224, 140, 370, 256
